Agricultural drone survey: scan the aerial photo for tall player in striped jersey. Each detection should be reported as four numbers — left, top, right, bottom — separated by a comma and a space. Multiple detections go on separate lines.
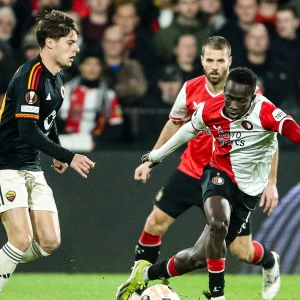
116, 67, 294, 300
0, 11, 95, 292
128, 37, 279, 300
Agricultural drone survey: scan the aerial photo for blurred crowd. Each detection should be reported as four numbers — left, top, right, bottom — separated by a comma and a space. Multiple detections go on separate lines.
0, 0, 299, 151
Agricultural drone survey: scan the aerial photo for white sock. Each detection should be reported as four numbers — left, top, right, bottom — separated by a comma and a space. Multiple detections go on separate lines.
20, 240, 50, 263
142, 266, 150, 281
0, 242, 25, 291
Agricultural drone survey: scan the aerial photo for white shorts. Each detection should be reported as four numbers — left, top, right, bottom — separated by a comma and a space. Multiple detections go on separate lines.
0, 170, 58, 213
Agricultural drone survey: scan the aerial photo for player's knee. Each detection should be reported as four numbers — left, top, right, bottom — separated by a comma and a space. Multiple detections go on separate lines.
39, 236, 61, 254
209, 219, 228, 240
145, 214, 169, 236
9, 234, 32, 252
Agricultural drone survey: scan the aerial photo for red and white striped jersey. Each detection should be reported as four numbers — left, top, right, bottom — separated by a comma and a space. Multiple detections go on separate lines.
191, 93, 293, 195
169, 75, 223, 178
169, 75, 262, 179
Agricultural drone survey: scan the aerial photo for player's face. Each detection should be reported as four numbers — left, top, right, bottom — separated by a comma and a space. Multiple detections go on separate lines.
224, 80, 256, 120
52, 30, 80, 68
201, 47, 231, 86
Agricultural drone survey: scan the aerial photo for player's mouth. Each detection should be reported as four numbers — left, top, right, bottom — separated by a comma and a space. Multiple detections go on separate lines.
227, 111, 239, 119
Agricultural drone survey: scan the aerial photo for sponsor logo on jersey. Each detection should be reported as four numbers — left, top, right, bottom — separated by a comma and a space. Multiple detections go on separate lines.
5, 190, 16, 202
193, 101, 202, 110
44, 110, 56, 131
21, 105, 39, 114
212, 173, 225, 185
61, 86, 65, 99
241, 120, 253, 130
155, 188, 164, 201
25, 91, 38, 105
272, 109, 286, 121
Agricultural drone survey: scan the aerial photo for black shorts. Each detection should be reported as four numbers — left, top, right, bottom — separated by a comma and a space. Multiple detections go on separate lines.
154, 168, 253, 237
200, 165, 260, 243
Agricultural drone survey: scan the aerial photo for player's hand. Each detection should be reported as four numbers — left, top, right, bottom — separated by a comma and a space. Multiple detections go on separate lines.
259, 182, 279, 215
52, 159, 68, 174
134, 162, 153, 183
70, 154, 95, 178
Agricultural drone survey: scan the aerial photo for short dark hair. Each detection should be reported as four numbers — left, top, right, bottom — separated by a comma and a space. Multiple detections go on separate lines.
226, 67, 257, 91
202, 36, 231, 56
36, 10, 79, 48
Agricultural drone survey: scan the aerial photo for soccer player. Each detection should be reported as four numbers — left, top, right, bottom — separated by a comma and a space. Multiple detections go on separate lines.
0, 10, 95, 292
116, 67, 298, 299
131, 37, 279, 299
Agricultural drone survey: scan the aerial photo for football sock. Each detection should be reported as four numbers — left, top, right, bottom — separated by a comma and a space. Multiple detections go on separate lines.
147, 255, 180, 280
0, 242, 25, 291
251, 241, 275, 269
207, 258, 226, 298
20, 240, 50, 263
135, 230, 162, 264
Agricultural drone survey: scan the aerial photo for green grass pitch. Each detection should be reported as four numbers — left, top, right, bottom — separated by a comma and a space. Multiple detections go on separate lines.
1, 273, 299, 299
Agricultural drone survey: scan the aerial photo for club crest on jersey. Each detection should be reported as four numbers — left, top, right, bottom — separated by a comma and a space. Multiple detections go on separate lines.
5, 190, 16, 202
155, 188, 164, 201
25, 91, 38, 105
241, 120, 253, 130
212, 173, 225, 185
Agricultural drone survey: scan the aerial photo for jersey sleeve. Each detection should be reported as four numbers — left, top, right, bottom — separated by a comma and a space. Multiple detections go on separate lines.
169, 82, 191, 121
14, 68, 42, 121
259, 100, 294, 134
190, 102, 207, 131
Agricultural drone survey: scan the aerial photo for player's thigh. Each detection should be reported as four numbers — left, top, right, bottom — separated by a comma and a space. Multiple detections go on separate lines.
27, 171, 58, 213
30, 210, 60, 243
1, 207, 33, 246
27, 171, 60, 242
154, 169, 203, 219
0, 170, 29, 213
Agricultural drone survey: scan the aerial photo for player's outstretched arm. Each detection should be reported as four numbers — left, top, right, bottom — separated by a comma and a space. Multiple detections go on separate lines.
259, 148, 279, 215
70, 154, 95, 178
134, 119, 184, 183
143, 121, 198, 164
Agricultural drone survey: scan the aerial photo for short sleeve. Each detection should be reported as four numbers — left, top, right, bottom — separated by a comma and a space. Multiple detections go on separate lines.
260, 100, 294, 134
169, 82, 191, 121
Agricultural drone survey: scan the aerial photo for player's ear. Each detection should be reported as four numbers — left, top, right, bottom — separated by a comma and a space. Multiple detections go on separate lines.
45, 37, 54, 49
228, 56, 232, 67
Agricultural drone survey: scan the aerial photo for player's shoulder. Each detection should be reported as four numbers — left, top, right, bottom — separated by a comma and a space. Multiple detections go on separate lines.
12, 56, 44, 90
186, 75, 206, 89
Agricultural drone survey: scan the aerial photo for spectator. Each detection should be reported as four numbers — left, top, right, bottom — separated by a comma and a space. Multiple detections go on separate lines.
154, 0, 212, 63
101, 25, 147, 108
112, 1, 156, 80
199, 0, 227, 31
171, 34, 203, 82
215, 0, 258, 66
0, 6, 16, 43
255, 0, 279, 33
58, 50, 123, 152
156, 0, 177, 29
241, 23, 298, 108
101, 25, 148, 142
81, 0, 112, 47
269, 5, 300, 105
21, 32, 40, 63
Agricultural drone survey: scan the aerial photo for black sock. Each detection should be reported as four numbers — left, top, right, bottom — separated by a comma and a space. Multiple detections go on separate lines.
135, 243, 161, 264
147, 259, 170, 280
209, 271, 225, 298
256, 244, 275, 269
